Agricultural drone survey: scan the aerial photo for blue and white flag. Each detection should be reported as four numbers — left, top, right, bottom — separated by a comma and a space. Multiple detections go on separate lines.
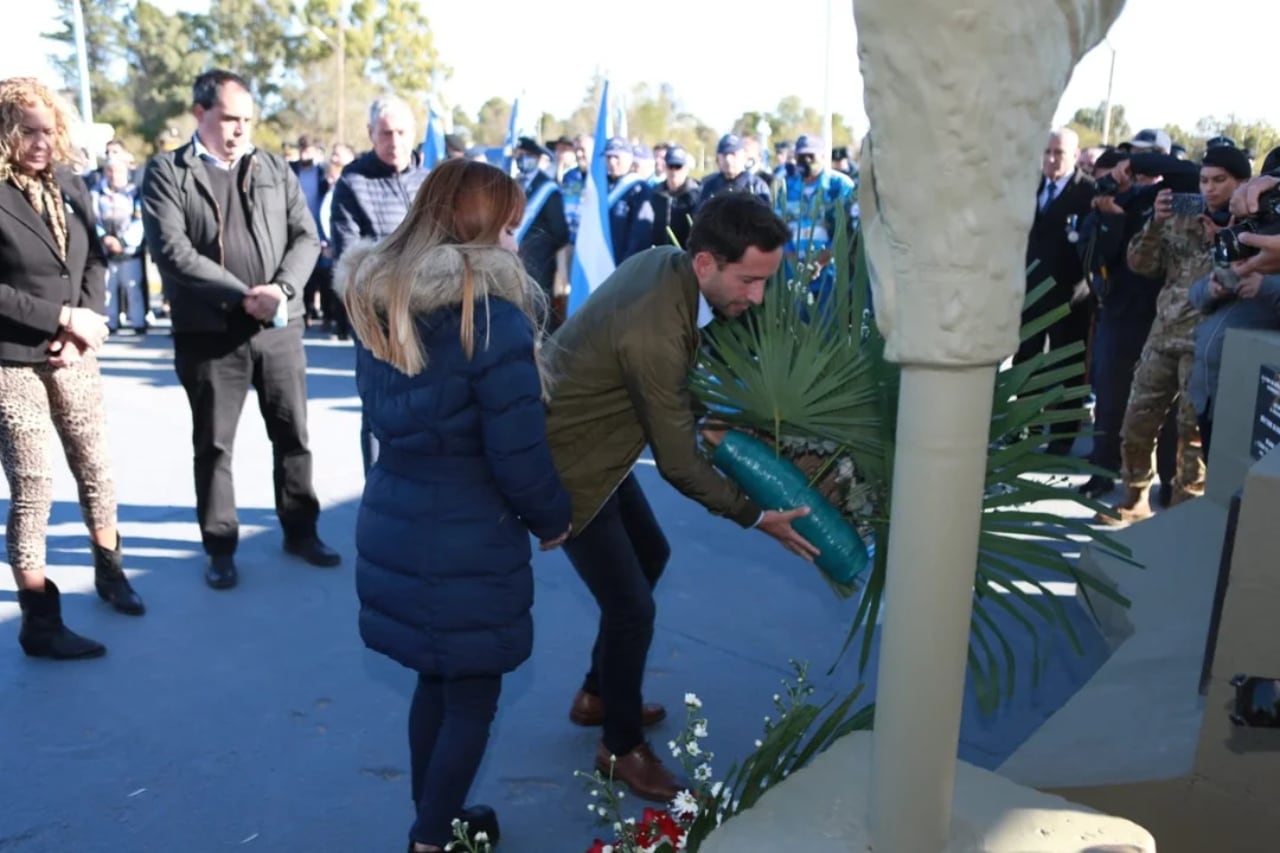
421, 103, 445, 169
503, 97, 523, 174
567, 81, 615, 316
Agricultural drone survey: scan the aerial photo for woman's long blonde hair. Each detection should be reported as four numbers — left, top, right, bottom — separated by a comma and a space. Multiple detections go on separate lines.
343, 158, 548, 377
0, 77, 82, 182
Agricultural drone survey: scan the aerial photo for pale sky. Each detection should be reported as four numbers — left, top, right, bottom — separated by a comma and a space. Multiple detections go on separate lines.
8, 0, 1278, 142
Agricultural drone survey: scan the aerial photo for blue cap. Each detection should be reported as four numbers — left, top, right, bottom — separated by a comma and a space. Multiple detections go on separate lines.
717, 134, 744, 155
632, 143, 653, 161
795, 134, 824, 156
603, 136, 632, 156
665, 145, 690, 168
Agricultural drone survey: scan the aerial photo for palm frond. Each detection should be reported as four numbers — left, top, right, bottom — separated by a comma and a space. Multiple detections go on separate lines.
690, 219, 1139, 714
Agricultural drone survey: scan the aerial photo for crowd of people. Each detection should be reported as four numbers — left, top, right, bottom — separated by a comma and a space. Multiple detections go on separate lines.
4, 63, 1280, 852
1022, 125, 1280, 524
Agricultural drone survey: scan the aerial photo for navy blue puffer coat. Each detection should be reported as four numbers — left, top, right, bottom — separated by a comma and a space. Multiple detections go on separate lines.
340, 242, 572, 677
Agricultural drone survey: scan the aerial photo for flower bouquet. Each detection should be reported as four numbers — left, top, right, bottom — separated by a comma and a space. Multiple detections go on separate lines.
578, 663, 872, 853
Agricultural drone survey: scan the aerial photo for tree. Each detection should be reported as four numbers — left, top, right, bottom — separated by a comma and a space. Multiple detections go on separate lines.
189, 0, 301, 110
473, 97, 512, 146
124, 1, 209, 145
1195, 115, 1280, 160
1069, 101, 1130, 146
44, 0, 132, 129
371, 0, 448, 105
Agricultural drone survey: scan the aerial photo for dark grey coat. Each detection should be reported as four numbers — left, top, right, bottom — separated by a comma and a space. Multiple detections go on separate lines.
141, 143, 319, 334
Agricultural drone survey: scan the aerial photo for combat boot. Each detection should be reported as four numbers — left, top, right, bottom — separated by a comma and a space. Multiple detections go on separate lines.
1095, 485, 1152, 526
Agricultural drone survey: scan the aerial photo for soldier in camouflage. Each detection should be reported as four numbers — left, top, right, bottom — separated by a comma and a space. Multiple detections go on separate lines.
1099, 146, 1253, 525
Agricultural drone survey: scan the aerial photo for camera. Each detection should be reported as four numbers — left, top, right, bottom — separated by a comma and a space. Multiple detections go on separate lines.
1214, 188, 1280, 266
1095, 174, 1121, 195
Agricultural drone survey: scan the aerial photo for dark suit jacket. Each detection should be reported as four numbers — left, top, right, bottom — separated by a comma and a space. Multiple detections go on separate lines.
0, 168, 106, 363
1026, 169, 1095, 313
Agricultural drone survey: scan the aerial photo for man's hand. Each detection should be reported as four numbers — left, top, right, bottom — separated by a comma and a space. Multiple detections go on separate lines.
1208, 273, 1231, 300
102, 235, 123, 256
243, 284, 285, 322
1092, 195, 1124, 216
1233, 232, 1280, 277
758, 507, 821, 562
60, 305, 109, 351
540, 525, 572, 551
1152, 188, 1173, 224
1230, 175, 1280, 219
1199, 214, 1228, 244
1236, 271, 1265, 299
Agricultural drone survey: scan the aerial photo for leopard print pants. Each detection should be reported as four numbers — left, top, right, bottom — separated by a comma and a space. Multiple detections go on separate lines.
0, 353, 117, 575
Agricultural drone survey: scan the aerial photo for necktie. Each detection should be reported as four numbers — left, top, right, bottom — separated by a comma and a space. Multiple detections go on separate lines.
1041, 180, 1057, 211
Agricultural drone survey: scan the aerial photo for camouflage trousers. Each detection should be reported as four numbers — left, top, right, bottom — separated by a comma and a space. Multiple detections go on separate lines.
1119, 343, 1204, 492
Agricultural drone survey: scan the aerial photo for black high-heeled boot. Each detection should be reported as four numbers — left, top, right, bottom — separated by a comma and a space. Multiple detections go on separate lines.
92, 534, 145, 615
18, 579, 106, 659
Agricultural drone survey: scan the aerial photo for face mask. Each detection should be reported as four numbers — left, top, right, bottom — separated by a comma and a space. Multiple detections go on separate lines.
798, 159, 818, 178
517, 155, 539, 175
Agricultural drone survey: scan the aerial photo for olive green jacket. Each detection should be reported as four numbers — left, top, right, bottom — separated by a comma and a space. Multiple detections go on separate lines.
545, 246, 762, 533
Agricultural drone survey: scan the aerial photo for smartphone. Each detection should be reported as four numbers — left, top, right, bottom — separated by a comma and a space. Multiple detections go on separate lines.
1170, 193, 1206, 218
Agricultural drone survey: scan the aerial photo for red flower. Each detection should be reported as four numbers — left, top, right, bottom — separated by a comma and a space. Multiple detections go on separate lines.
635, 807, 685, 848
586, 840, 609, 853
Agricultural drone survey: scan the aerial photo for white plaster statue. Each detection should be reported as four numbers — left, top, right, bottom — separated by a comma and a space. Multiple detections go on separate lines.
855, 0, 1126, 366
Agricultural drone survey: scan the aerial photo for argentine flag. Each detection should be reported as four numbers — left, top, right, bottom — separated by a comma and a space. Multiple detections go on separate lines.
503, 97, 523, 174
421, 103, 445, 169
567, 81, 615, 316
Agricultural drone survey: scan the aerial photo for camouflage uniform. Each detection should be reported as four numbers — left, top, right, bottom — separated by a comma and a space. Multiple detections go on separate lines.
1117, 213, 1210, 497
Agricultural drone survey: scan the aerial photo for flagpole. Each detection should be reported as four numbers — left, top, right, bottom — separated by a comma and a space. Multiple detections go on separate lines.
71, 0, 93, 125
821, 0, 833, 147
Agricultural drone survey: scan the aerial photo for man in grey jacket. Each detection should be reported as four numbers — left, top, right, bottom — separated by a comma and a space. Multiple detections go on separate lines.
1188, 268, 1280, 454
142, 69, 340, 590
329, 95, 427, 473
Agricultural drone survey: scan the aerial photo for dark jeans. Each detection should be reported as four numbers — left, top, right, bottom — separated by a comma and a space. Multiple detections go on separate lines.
1090, 319, 1178, 482
409, 673, 502, 847
173, 324, 319, 555
1015, 299, 1092, 455
563, 474, 671, 756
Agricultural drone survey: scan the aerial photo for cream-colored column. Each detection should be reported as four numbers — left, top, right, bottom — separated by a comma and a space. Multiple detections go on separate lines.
851, 1, 1126, 850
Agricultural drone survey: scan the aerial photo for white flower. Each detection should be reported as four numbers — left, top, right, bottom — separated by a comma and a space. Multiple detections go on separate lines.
587, 804, 597, 813
597, 805, 607, 816
668, 740, 681, 758
474, 832, 489, 844
695, 763, 712, 782
772, 693, 781, 703
684, 693, 703, 709
685, 741, 701, 757
671, 789, 700, 818
589, 789, 599, 798
602, 847, 614, 853
754, 739, 763, 748
692, 722, 708, 739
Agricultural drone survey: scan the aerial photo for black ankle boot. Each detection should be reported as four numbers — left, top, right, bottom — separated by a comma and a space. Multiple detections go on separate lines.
18, 579, 106, 659
459, 805, 500, 848
92, 535, 145, 616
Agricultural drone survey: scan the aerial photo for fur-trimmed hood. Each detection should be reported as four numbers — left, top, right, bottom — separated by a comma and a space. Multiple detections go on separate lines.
334, 240, 537, 319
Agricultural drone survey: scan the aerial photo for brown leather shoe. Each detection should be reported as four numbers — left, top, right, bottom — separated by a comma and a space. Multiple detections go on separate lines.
595, 741, 681, 803
569, 689, 667, 728
1095, 485, 1153, 526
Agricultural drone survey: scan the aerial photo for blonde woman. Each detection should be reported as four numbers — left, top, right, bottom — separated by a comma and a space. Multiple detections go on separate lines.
0, 77, 144, 660
337, 158, 571, 853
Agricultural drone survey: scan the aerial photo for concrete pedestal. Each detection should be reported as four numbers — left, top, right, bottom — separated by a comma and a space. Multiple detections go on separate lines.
700, 732, 1155, 852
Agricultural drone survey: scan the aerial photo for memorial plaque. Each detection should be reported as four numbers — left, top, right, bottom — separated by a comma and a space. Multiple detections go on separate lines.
1251, 364, 1280, 461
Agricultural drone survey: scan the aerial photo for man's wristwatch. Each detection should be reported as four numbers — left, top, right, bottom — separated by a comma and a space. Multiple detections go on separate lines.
274, 282, 296, 300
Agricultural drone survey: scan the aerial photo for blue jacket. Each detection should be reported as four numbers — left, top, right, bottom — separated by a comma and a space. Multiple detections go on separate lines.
607, 176, 655, 265
338, 242, 572, 677
1188, 272, 1280, 416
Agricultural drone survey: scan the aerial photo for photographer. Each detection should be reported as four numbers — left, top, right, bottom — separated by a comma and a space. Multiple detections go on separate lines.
1188, 267, 1280, 454
1227, 160, 1280, 276
1074, 150, 1177, 500
1099, 146, 1251, 525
